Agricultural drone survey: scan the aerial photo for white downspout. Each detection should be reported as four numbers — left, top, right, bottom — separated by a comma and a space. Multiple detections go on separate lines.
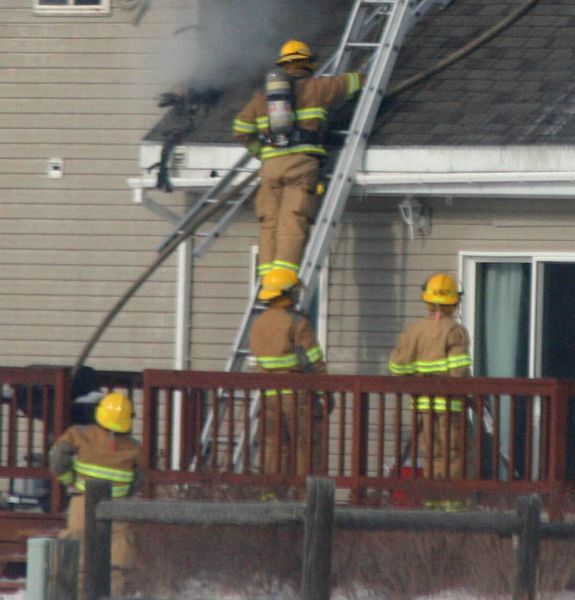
171, 239, 192, 469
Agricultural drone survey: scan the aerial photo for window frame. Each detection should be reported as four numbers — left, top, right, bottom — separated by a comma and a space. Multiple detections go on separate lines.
33, 0, 110, 16
460, 250, 575, 378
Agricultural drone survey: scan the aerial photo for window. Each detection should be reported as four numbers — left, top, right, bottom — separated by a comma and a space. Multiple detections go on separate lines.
34, 0, 110, 15
462, 252, 575, 479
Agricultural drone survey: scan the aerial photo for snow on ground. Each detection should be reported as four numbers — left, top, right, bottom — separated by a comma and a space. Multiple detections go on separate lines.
169, 581, 575, 600
3, 582, 574, 600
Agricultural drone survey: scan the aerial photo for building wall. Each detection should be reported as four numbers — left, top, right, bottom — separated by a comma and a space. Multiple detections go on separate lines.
187, 195, 575, 375
327, 195, 575, 376
0, 0, 199, 370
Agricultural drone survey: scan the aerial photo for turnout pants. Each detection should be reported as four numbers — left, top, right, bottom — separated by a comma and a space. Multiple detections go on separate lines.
262, 391, 325, 476
418, 411, 463, 479
58, 493, 135, 600
255, 154, 321, 275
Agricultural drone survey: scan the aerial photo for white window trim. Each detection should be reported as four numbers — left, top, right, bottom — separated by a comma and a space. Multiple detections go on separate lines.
460, 251, 575, 379
34, 0, 110, 15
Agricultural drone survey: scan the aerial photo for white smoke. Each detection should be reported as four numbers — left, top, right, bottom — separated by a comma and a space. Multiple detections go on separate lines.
152, 0, 343, 92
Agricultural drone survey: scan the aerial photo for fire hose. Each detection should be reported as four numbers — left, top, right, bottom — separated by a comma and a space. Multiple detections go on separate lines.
72, 170, 259, 374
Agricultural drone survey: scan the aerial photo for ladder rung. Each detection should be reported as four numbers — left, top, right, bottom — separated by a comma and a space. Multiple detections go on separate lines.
206, 198, 240, 204
346, 41, 380, 49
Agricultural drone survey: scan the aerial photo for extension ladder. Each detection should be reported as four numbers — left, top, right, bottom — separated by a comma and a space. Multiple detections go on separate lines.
227, 0, 451, 373
198, 0, 453, 466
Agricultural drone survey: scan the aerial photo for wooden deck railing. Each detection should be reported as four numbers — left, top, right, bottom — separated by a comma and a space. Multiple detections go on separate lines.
0, 367, 574, 523
141, 370, 575, 514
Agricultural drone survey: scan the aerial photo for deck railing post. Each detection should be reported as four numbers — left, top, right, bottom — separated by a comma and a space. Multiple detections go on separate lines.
302, 477, 335, 600
513, 494, 541, 600
47, 538, 80, 600
84, 479, 112, 600
350, 382, 368, 503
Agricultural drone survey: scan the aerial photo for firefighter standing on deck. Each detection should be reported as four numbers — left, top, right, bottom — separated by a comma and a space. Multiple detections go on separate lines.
387, 273, 472, 480
249, 268, 327, 476
49, 392, 145, 599
233, 39, 362, 279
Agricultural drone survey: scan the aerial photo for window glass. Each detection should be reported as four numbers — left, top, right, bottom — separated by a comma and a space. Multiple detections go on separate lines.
474, 262, 530, 378
35, 0, 109, 12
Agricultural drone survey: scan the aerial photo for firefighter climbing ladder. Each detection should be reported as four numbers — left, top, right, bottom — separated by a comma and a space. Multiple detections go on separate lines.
196, 0, 453, 465
226, 0, 451, 375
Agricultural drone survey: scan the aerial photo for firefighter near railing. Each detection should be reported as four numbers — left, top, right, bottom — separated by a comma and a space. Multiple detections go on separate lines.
141, 369, 573, 516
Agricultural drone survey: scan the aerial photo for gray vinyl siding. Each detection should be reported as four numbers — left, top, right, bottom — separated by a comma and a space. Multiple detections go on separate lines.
0, 1, 198, 370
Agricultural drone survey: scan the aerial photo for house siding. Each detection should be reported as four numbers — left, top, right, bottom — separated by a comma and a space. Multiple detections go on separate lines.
0, 0, 199, 370
326, 197, 575, 376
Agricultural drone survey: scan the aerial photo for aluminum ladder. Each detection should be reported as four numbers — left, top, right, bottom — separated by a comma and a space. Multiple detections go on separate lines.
226, 0, 451, 375
200, 0, 452, 469
156, 151, 259, 259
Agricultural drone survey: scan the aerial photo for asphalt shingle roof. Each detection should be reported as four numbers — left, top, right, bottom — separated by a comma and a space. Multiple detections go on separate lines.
144, 0, 575, 148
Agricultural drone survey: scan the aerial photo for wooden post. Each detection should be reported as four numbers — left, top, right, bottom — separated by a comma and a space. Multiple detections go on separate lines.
47, 538, 80, 600
84, 480, 112, 600
302, 477, 335, 600
513, 495, 541, 600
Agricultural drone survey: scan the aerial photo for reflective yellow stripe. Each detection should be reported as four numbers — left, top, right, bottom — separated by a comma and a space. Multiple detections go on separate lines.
261, 144, 327, 160
257, 262, 274, 276
388, 353, 472, 375
296, 107, 327, 121
57, 470, 74, 485
306, 345, 323, 364
412, 396, 464, 412
256, 353, 300, 369
347, 72, 361, 97
264, 389, 293, 397
233, 118, 257, 134
74, 458, 134, 483
74, 478, 131, 498
272, 260, 299, 273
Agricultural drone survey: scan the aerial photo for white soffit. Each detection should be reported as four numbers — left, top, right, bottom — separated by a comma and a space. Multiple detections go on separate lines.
128, 144, 575, 199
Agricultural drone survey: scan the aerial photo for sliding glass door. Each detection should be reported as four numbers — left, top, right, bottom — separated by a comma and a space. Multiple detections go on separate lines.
462, 254, 575, 479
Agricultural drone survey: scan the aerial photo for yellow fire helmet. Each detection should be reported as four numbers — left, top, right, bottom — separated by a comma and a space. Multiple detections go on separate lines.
95, 392, 133, 433
258, 268, 301, 302
421, 272, 461, 305
277, 39, 317, 67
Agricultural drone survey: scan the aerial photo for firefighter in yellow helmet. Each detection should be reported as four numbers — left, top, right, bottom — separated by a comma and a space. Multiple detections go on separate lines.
388, 273, 472, 481
233, 39, 362, 279
249, 269, 328, 477
49, 392, 145, 599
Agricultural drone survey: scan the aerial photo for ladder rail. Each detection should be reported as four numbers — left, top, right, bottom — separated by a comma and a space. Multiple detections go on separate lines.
298, 0, 440, 308
157, 151, 256, 253
200, 0, 451, 468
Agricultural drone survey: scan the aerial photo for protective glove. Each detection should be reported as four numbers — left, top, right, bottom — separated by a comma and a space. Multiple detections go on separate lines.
247, 139, 263, 159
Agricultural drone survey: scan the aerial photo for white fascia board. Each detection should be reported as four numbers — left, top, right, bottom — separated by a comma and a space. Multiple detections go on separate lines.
358, 145, 575, 197
129, 143, 575, 198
